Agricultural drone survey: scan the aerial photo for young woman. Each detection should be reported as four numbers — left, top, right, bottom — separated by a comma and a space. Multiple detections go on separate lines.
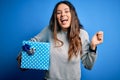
18, 1, 103, 80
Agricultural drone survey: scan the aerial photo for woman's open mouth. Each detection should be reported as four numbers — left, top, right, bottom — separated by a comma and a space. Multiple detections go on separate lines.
60, 18, 68, 25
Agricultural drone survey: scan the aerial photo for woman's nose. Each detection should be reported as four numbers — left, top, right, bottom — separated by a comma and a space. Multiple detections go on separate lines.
61, 11, 65, 16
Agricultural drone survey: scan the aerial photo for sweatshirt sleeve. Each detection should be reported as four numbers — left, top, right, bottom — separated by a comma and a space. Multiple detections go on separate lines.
80, 29, 97, 70
30, 26, 50, 42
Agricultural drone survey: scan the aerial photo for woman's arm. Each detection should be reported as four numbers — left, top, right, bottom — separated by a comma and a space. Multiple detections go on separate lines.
16, 26, 50, 71
81, 42, 97, 70
80, 29, 97, 70
80, 29, 103, 70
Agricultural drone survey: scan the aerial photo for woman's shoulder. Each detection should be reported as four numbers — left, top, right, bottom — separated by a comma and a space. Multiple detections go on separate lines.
79, 29, 89, 41
80, 29, 88, 36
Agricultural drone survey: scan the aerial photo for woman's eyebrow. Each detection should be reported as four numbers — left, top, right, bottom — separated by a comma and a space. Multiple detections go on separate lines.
57, 8, 69, 11
64, 8, 69, 10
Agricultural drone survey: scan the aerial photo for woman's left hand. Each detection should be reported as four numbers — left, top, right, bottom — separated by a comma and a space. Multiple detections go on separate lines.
90, 31, 104, 50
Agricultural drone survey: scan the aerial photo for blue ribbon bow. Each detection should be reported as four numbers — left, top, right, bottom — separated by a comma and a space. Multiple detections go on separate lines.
22, 44, 35, 55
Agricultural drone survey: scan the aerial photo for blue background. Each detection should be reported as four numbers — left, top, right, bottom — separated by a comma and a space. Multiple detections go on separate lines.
0, 0, 120, 80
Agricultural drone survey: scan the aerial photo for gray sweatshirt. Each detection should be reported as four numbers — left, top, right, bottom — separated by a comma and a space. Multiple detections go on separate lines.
31, 26, 97, 80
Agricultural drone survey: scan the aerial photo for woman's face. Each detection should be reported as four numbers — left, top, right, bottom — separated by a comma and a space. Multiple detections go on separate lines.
56, 3, 71, 30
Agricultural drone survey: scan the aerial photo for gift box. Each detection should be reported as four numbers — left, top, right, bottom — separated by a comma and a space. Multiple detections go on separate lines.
21, 41, 50, 70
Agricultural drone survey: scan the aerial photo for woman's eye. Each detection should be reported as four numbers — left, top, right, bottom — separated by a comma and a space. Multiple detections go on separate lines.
57, 13, 61, 14
57, 11, 61, 14
65, 11, 70, 13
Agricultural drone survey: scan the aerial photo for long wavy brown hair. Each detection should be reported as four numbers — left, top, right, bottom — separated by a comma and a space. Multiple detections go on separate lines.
49, 1, 83, 61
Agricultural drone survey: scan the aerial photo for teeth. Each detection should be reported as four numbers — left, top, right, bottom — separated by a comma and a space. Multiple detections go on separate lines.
61, 19, 68, 22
